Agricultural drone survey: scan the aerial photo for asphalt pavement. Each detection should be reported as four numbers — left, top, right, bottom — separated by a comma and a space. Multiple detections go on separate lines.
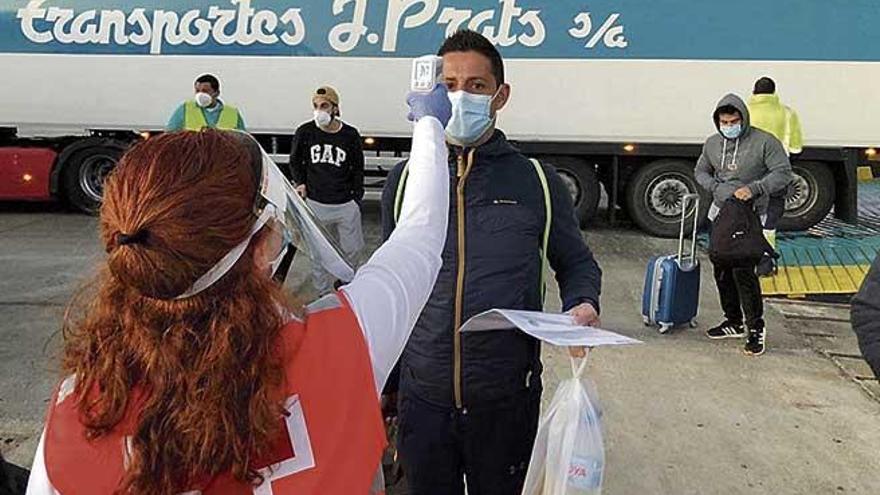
1, 202, 878, 494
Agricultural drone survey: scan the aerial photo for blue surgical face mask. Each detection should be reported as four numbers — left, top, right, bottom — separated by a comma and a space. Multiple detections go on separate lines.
445, 89, 500, 146
720, 123, 742, 140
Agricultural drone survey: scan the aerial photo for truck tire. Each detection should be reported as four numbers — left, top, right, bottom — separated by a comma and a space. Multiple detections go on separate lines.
626, 159, 708, 238
540, 156, 600, 228
60, 139, 127, 214
778, 161, 835, 231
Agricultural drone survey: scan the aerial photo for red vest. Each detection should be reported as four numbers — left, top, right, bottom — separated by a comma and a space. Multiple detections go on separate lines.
43, 294, 386, 494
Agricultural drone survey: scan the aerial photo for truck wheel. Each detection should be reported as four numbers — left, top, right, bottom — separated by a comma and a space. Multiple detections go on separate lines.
778, 161, 835, 231
626, 159, 708, 238
540, 156, 600, 228
61, 140, 127, 214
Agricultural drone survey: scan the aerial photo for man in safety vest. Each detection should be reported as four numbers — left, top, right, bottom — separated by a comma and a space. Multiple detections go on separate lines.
166, 73, 247, 132
748, 76, 803, 249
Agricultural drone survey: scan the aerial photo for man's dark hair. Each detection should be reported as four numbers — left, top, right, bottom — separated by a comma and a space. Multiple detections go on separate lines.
753, 77, 776, 95
717, 105, 741, 117
195, 74, 220, 93
438, 30, 505, 85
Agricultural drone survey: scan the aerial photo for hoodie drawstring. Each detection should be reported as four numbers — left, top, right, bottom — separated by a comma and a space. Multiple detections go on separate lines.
721, 138, 739, 171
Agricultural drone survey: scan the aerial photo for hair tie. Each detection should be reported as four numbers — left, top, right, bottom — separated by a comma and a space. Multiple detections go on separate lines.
117, 229, 150, 246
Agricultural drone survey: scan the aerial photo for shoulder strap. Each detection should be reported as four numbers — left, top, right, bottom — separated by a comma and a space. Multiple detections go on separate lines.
393, 162, 411, 222
529, 158, 552, 305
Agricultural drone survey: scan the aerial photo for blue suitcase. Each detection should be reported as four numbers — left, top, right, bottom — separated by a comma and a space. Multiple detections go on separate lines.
642, 194, 701, 333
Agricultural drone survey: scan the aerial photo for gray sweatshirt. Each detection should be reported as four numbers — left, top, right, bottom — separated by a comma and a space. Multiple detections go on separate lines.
695, 94, 793, 216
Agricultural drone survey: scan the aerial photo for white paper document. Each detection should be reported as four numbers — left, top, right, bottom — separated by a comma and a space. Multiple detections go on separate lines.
460, 309, 642, 348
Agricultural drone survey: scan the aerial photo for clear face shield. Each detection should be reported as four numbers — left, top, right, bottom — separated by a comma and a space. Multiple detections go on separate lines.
175, 131, 355, 299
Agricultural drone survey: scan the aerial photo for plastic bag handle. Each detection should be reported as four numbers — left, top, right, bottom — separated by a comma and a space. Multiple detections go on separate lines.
570, 355, 589, 378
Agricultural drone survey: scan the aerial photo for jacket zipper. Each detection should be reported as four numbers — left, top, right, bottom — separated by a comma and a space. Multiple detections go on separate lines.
453, 149, 475, 410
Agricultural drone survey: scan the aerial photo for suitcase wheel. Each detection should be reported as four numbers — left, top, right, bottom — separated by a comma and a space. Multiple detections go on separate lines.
643, 316, 652, 326
658, 323, 672, 334
689, 320, 699, 328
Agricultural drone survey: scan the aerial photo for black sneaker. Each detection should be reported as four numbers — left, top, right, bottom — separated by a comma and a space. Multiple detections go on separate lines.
744, 327, 766, 356
706, 320, 745, 339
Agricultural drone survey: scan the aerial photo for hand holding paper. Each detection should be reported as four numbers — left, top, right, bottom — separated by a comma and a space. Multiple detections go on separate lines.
569, 302, 600, 327
567, 302, 600, 357
460, 309, 641, 348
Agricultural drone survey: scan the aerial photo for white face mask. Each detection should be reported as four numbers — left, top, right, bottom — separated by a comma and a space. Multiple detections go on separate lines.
195, 92, 214, 108
314, 110, 332, 128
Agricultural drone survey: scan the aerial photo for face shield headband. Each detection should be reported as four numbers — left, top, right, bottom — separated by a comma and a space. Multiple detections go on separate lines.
174, 131, 355, 299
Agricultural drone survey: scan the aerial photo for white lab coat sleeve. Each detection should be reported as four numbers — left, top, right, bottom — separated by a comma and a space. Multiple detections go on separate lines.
25, 428, 59, 495
340, 116, 449, 394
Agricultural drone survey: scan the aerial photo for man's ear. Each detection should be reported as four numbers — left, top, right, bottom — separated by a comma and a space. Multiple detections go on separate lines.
492, 83, 511, 113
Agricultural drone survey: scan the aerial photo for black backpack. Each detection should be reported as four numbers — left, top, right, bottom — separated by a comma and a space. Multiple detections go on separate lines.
710, 198, 774, 267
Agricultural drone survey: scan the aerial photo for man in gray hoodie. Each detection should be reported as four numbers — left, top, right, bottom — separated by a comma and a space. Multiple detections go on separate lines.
695, 94, 793, 356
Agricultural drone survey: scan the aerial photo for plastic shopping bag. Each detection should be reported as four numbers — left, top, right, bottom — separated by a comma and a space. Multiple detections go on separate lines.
522, 356, 604, 495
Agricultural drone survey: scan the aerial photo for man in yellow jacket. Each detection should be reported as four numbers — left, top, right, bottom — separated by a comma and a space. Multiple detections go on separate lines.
748, 76, 802, 251
166, 74, 247, 131
749, 77, 803, 155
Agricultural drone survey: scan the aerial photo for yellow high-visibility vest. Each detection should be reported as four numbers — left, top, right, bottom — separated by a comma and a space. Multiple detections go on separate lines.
183, 100, 240, 130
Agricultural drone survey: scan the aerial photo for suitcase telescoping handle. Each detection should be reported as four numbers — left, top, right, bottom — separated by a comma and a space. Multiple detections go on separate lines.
677, 194, 700, 268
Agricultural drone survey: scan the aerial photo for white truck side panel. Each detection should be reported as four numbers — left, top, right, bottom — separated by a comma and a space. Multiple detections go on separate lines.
1, 54, 877, 147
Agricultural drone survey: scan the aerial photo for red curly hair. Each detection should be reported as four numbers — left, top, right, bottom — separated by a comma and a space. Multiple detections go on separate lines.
61, 130, 296, 494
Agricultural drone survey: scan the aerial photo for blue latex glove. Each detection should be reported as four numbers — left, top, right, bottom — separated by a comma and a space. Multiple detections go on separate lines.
406, 84, 452, 127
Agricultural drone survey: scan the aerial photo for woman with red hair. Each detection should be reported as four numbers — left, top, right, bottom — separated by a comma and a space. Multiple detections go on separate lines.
25, 87, 451, 494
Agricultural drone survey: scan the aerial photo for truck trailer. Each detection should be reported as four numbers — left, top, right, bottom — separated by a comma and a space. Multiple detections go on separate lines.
1, 0, 878, 237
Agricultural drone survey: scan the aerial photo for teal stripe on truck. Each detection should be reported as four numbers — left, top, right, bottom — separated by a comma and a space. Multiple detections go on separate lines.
3, 1, 879, 61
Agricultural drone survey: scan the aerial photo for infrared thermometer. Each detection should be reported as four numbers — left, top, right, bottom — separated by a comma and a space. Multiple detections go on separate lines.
411, 55, 443, 92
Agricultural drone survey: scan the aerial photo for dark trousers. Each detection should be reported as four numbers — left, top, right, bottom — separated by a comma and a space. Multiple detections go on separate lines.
397, 389, 540, 495
713, 262, 764, 329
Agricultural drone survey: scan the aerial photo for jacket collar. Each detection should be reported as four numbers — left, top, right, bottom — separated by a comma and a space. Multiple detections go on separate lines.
447, 129, 518, 165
